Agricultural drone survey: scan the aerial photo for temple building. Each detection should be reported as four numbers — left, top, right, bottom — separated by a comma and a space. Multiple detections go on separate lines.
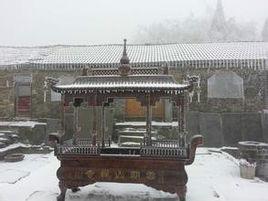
0, 41, 268, 117
29, 41, 268, 114
0, 41, 267, 146
29, 42, 267, 70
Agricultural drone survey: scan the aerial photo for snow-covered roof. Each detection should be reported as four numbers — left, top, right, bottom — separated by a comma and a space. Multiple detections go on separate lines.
53, 75, 190, 94
1, 42, 267, 70
0, 46, 53, 67
31, 42, 268, 70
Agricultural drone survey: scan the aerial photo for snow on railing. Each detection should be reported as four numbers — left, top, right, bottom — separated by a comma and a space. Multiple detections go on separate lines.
140, 146, 187, 158
140, 139, 188, 158
151, 140, 182, 148
56, 145, 100, 155
76, 138, 111, 147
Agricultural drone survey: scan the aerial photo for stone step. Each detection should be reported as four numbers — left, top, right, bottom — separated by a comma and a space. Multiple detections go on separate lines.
118, 135, 156, 147
118, 135, 144, 146
117, 128, 157, 137
0, 142, 6, 149
120, 142, 141, 147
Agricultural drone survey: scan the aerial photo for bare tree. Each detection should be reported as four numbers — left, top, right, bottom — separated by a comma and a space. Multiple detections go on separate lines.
134, 0, 258, 44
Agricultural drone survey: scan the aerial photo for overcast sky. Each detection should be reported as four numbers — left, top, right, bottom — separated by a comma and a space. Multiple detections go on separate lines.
0, 0, 267, 46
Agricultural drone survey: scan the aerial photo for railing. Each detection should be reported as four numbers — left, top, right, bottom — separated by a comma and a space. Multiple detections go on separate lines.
151, 140, 182, 148
56, 138, 187, 158
56, 144, 187, 158
56, 145, 100, 155
55, 138, 110, 156
140, 147, 187, 158
75, 138, 111, 147
140, 139, 188, 158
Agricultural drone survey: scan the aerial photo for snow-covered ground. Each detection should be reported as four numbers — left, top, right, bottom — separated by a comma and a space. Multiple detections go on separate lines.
0, 121, 47, 128
115, 121, 178, 127
0, 148, 267, 201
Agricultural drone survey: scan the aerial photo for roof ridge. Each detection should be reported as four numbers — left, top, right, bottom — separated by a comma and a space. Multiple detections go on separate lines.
56, 41, 268, 48
3, 41, 266, 49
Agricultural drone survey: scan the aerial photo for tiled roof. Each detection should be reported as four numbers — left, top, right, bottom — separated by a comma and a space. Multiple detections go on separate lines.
32, 42, 268, 70
1, 42, 267, 70
53, 75, 189, 94
0, 47, 51, 66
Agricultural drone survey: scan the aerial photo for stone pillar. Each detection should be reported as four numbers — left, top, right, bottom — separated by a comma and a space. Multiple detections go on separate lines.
164, 99, 172, 122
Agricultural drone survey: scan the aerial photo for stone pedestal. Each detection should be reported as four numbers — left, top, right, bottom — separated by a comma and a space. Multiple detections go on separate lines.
238, 141, 268, 181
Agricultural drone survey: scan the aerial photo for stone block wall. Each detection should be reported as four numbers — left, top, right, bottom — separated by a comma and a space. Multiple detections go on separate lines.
171, 67, 266, 113
199, 113, 223, 147
262, 110, 268, 142
0, 67, 266, 147
187, 111, 266, 147
221, 113, 242, 145
0, 67, 266, 119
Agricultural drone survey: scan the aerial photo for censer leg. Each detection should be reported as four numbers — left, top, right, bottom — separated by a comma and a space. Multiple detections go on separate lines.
57, 181, 67, 201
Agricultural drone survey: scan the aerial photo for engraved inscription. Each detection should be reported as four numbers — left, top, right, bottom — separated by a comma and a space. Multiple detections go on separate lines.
65, 168, 157, 182
146, 171, 156, 180
115, 170, 125, 180
130, 171, 141, 180
85, 170, 95, 179
100, 169, 110, 179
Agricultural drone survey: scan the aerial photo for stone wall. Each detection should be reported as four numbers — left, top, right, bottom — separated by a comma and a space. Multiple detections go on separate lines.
0, 68, 266, 118
171, 67, 265, 112
262, 110, 268, 142
0, 69, 81, 119
0, 68, 267, 146
187, 111, 265, 147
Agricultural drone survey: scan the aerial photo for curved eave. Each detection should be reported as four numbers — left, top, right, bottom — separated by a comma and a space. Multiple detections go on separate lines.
51, 84, 191, 95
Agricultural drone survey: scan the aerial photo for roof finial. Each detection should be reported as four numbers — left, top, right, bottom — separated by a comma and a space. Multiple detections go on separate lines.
119, 39, 131, 76
120, 39, 130, 65
123, 39, 127, 56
